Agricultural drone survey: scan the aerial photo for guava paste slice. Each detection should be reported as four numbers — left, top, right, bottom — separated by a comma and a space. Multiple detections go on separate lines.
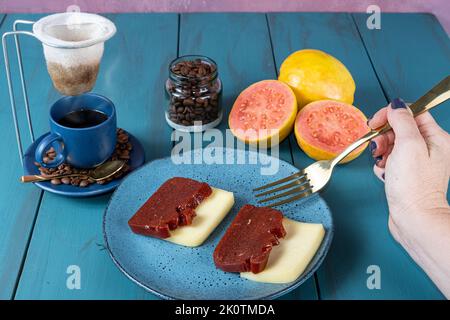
213, 204, 286, 274
128, 177, 212, 238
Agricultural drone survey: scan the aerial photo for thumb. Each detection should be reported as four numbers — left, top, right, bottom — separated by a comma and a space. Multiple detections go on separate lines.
387, 98, 423, 142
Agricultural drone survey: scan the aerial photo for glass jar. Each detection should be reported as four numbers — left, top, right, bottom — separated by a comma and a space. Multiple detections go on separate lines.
165, 55, 222, 131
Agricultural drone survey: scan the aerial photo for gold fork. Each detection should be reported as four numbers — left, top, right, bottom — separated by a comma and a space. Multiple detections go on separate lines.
254, 75, 450, 207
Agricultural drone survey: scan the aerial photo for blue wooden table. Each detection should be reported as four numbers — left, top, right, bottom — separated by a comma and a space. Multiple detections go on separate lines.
0, 12, 448, 300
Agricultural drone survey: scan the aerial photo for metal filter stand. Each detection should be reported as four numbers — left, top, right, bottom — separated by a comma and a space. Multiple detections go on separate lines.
2, 19, 38, 166
3, 15, 116, 167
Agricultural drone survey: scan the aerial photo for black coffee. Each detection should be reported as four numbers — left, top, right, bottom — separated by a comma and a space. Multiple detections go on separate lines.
57, 109, 108, 128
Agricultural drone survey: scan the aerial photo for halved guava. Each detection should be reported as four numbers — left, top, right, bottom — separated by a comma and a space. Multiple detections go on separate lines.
295, 100, 369, 163
229, 80, 297, 147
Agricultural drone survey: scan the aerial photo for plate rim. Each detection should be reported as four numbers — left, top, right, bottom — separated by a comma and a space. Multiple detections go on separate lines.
103, 148, 334, 300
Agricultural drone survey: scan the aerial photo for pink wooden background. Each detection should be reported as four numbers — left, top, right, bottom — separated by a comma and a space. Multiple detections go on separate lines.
0, 0, 449, 34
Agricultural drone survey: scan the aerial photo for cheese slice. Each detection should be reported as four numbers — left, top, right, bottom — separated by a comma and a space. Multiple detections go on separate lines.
241, 218, 325, 283
166, 187, 234, 247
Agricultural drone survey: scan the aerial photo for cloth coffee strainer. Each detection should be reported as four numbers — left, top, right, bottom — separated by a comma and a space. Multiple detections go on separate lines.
33, 12, 116, 96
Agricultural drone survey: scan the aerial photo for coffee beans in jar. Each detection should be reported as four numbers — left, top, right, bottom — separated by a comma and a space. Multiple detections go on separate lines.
165, 55, 222, 131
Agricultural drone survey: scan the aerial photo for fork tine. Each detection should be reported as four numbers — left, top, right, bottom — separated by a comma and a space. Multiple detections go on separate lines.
266, 188, 313, 208
253, 170, 305, 191
254, 175, 308, 197
257, 183, 311, 204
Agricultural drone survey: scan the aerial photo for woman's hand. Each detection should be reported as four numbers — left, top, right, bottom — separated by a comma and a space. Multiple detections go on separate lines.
368, 98, 450, 298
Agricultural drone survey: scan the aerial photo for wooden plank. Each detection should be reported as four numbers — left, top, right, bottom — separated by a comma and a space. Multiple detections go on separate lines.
0, 13, 59, 299
178, 13, 317, 299
14, 13, 177, 299
353, 13, 450, 132
351, 12, 450, 299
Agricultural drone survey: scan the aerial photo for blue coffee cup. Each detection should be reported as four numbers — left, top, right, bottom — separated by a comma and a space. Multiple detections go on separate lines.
35, 93, 117, 168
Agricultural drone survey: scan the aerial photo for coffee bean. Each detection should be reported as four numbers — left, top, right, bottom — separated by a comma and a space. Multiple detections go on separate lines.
183, 98, 195, 106
79, 180, 89, 187
117, 134, 128, 144
51, 178, 61, 185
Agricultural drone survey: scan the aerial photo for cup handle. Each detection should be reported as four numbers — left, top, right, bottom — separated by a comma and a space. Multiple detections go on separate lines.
35, 133, 66, 168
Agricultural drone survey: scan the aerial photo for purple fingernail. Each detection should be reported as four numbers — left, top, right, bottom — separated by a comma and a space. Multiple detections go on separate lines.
369, 141, 377, 154
391, 98, 406, 109
382, 173, 385, 180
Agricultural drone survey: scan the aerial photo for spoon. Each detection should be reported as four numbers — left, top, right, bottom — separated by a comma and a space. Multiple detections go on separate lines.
20, 160, 126, 183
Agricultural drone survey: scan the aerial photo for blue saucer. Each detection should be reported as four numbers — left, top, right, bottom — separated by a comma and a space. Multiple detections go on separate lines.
104, 148, 333, 300
23, 130, 145, 197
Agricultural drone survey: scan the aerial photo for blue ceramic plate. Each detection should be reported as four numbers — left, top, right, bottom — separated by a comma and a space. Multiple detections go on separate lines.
23, 130, 145, 197
104, 148, 333, 300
